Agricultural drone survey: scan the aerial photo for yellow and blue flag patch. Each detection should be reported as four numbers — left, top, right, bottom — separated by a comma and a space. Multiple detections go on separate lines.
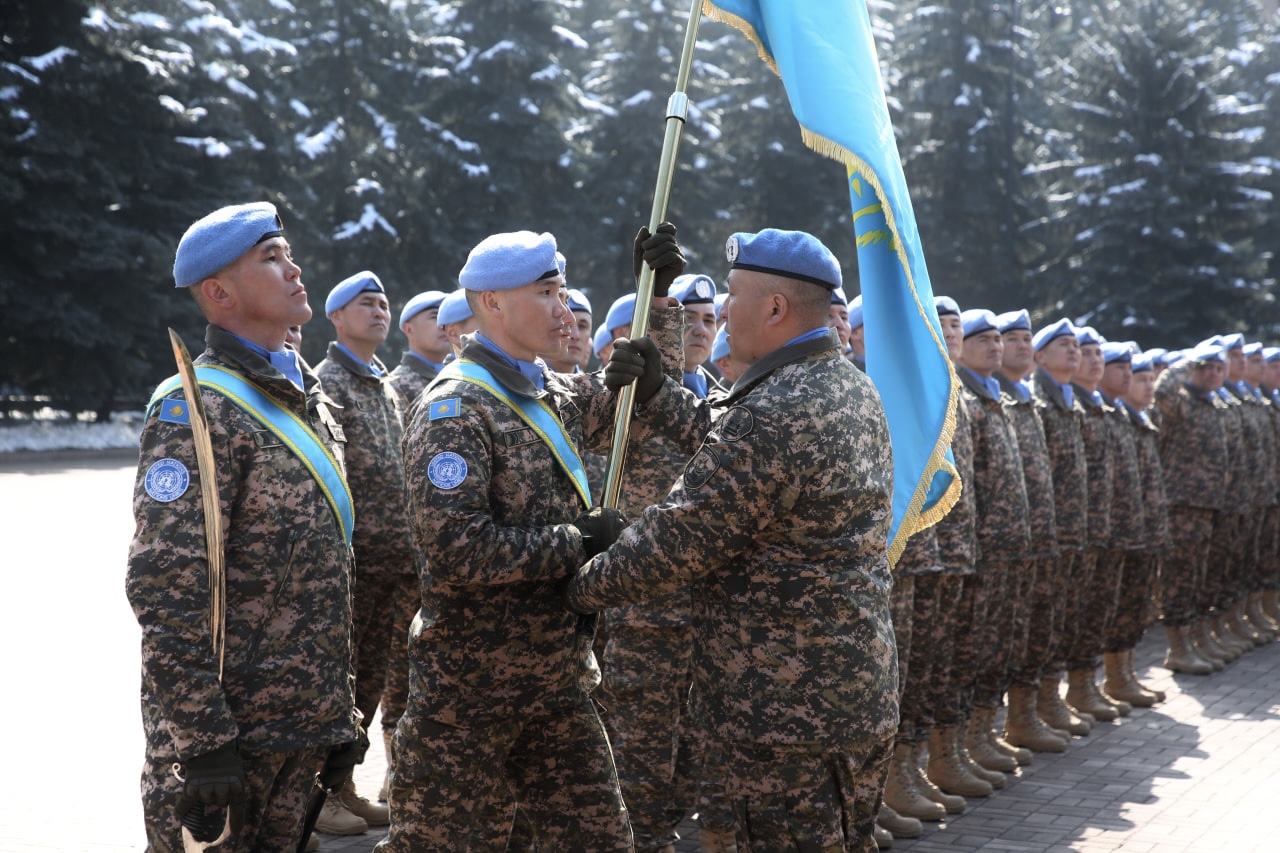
157, 397, 191, 425
429, 397, 461, 421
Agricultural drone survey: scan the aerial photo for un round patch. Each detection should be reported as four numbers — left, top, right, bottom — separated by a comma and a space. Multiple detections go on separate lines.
144, 458, 190, 503
724, 235, 740, 263
428, 451, 468, 490
716, 406, 755, 442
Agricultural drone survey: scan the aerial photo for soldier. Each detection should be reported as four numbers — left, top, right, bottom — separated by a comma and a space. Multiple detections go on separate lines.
594, 324, 616, 364
1259, 348, 1280, 626
388, 289, 450, 415
127, 201, 363, 852
437, 288, 478, 357
567, 227, 898, 853
828, 286, 853, 356
1154, 343, 1229, 673
994, 309, 1068, 755
668, 273, 723, 398
711, 325, 745, 387
1029, 319, 1094, 737
1240, 342, 1279, 638
563, 289, 598, 373
847, 293, 866, 370
380, 226, 689, 851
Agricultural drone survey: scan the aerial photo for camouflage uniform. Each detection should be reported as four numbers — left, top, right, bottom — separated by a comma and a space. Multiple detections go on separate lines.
379, 306, 685, 851
388, 349, 440, 422
1065, 385, 1115, 668
1206, 390, 1247, 617
1262, 387, 1280, 599
996, 373, 1060, 690
1154, 372, 1228, 627
897, 527, 959, 742
127, 326, 358, 852
954, 370, 1030, 716
568, 332, 899, 853
317, 345, 420, 743
1226, 383, 1274, 602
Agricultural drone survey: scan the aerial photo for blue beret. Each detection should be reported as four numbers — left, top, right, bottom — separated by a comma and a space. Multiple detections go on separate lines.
1197, 335, 1224, 350
1101, 341, 1134, 364
670, 274, 717, 305
1032, 318, 1076, 352
556, 251, 567, 276
961, 308, 999, 339
437, 289, 473, 326
714, 292, 728, 320
604, 294, 638, 334
593, 324, 614, 356
1221, 332, 1245, 351
934, 295, 960, 317
848, 294, 864, 329
725, 228, 841, 291
567, 288, 592, 315
326, 270, 386, 315
1131, 353, 1154, 373
1243, 341, 1264, 357
399, 290, 448, 329
1187, 342, 1226, 365
173, 201, 284, 288
1161, 349, 1185, 366
996, 309, 1031, 333
459, 231, 559, 292
711, 325, 731, 362
830, 286, 848, 307
1143, 347, 1168, 364
1075, 325, 1106, 347
1264, 347, 1280, 364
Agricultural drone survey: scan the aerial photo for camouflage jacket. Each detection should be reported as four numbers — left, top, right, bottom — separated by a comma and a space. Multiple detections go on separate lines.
1266, 386, 1280, 504
995, 373, 1059, 558
317, 344, 418, 575
1073, 384, 1115, 548
934, 391, 978, 574
1032, 369, 1088, 551
1227, 384, 1277, 508
1100, 392, 1146, 551
958, 369, 1030, 560
568, 333, 898, 747
125, 326, 358, 760
1124, 402, 1171, 551
388, 350, 440, 420
896, 524, 946, 578
1154, 375, 1228, 510
401, 306, 687, 720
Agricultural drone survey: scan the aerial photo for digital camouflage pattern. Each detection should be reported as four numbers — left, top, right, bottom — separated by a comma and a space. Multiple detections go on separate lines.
126, 326, 358, 849
1160, 508, 1215, 626
934, 395, 978, 575
1032, 368, 1088, 551
1101, 395, 1146, 552
317, 344, 419, 731
908, 573, 966, 731
1074, 385, 1115, 548
387, 350, 439, 422
996, 373, 1059, 557
1010, 555, 1062, 687
1128, 404, 1171, 552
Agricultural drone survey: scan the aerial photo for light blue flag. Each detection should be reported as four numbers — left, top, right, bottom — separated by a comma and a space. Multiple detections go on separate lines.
707, 0, 960, 564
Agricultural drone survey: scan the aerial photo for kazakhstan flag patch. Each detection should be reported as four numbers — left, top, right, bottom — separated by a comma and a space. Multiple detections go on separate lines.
429, 397, 461, 421
158, 397, 191, 425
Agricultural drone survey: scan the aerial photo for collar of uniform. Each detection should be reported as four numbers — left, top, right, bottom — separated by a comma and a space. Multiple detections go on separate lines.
1033, 368, 1074, 412
1073, 382, 1105, 411
995, 371, 1031, 402
401, 349, 443, 377
457, 336, 546, 399
205, 324, 324, 405
329, 341, 387, 379
957, 366, 1002, 402
724, 328, 839, 404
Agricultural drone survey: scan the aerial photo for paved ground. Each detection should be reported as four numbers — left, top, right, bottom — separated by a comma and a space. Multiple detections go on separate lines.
3, 450, 1278, 851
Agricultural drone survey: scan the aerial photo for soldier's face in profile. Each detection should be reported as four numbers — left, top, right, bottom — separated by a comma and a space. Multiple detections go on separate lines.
684, 304, 718, 370
219, 237, 312, 330
960, 329, 1003, 377
1034, 334, 1080, 383
827, 304, 851, 348
1100, 360, 1132, 400
1189, 360, 1226, 394
1266, 360, 1280, 390
939, 315, 963, 362
1074, 343, 1105, 386
485, 275, 570, 362
1127, 368, 1156, 409
1245, 353, 1265, 386
1001, 329, 1034, 378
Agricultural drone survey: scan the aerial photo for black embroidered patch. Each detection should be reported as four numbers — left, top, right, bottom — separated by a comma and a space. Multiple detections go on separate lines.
504, 427, 539, 447
716, 406, 755, 442
682, 446, 721, 489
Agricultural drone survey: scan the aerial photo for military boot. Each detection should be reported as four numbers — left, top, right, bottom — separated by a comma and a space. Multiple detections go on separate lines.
877, 803, 922, 839
1103, 650, 1156, 707
882, 741, 946, 821
927, 726, 992, 798
1264, 590, 1280, 623
338, 779, 389, 827
1247, 592, 1280, 635
378, 728, 393, 802
965, 710, 1017, 773
1004, 685, 1068, 752
1121, 648, 1165, 702
1205, 615, 1242, 661
314, 796, 369, 836
1188, 619, 1227, 669
873, 821, 895, 848
1037, 674, 1091, 736
1066, 668, 1119, 722
911, 739, 965, 814
1229, 600, 1266, 647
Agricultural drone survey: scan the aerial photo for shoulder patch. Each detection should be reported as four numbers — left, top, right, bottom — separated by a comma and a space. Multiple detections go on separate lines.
715, 405, 755, 442
682, 446, 721, 490
429, 397, 461, 421
427, 451, 468, 490
144, 458, 190, 502
157, 398, 190, 425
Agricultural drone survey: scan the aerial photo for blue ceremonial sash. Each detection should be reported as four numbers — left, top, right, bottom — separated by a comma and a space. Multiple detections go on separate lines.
438, 359, 592, 509
148, 366, 355, 547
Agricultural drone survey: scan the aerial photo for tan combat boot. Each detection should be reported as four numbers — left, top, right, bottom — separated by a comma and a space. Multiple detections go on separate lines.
1210, 612, 1247, 658
337, 779, 389, 827
1037, 674, 1091, 736
873, 821, 895, 848
1229, 600, 1266, 646
955, 724, 1005, 788
911, 739, 966, 814
696, 827, 739, 853
1103, 650, 1156, 707
378, 728, 393, 802
882, 741, 946, 821
1066, 668, 1119, 722
1122, 648, 1165, 702
877, 803, 922, 839
927, 726, 992, 797
1247, 592, 1279, 635
314, 796, 369, 836
1192, 618, 1230, 668
1004, 685, 1067, 752
965, 710, 1017, 773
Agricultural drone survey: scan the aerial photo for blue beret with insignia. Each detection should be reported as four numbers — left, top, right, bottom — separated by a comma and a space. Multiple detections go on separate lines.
399, 290, 448, 330
724, 228, 841, 291
1131, 353, 1154, 373
1264, 347, 1280, 364
848, 294, 864, 329
437, 289, 473, 326
934, 295, 960, 317
1032, 318, 1076, 352
670, 274, 717, 305
567, 288, 592, 315
459, 231, 559, 292
604, 294, 638, 335
711, 325, 730, 362
1187, 342, 1226, 365
830, 286, 848, 307
1101, 341, 1134, 364
173, 201, 284, 288
1075, 325, 1106, 347
593, 324, 613, 356
1243, 341, 1264, 357
326, 270, 386, 315
961, 308, 999, 339
996, 309, 1031, 333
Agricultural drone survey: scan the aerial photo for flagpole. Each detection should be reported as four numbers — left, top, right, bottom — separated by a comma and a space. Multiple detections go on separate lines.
601, 0, 706, 510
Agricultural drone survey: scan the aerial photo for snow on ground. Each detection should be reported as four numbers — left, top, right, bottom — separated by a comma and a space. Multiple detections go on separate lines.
0, 412, 143, 454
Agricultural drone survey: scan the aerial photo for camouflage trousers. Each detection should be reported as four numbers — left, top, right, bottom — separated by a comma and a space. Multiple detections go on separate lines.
352, 569, 415, 731
141, 744, 327, 852
889, 577, 915, 740
379, 573, 420, 733
1240, 508, 1268, 595
1159, 507, 1214, 627
1107, 551, 1158, 652
955, 561, 1011, 713
976, 558, 1030, 708
718, 735, 893, 853
1065, 547, 1123, 670
1010, 555, 1067, 687
600, 624, 700, 850
377, 694, 631, 851
904, 573, 965, 731
1206, 512, 1245, 613
1261, 506, 1280, 593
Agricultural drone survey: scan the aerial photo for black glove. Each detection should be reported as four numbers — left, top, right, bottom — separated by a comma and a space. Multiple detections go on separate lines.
574, 506, 628, 559
319, 727, 370, 793
603, 338, 664, 404
632, 222, 686, 297
175, 742, 247, 840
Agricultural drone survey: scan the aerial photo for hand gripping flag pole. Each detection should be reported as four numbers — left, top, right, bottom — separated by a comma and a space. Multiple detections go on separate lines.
601, 0, 707, 510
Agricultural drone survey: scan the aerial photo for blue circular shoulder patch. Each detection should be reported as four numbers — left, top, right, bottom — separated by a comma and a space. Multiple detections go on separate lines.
427, 451, 468, 490
144, 458, 190, 502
